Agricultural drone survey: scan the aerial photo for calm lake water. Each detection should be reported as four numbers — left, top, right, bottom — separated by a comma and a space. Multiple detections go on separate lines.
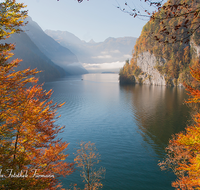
43, 73, 190, 190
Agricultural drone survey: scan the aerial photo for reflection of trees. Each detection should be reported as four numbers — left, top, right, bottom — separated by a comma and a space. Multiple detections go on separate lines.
120, 84, 191, 156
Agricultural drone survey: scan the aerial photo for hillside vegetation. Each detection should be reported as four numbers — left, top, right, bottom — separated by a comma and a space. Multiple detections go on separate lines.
120, 0, 200, 86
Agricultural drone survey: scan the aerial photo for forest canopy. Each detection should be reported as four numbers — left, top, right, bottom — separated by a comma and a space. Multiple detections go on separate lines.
119, 0, 200, 86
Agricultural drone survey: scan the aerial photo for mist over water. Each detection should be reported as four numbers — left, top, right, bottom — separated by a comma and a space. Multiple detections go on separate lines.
81, 61, 126, 73
44, 73, 190, 190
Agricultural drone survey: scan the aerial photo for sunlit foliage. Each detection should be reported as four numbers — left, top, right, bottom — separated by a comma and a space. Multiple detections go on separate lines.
120, 0, 200, 86
74, 141, 106, 190
0, 1, 73, 189
159, 66, 200, 189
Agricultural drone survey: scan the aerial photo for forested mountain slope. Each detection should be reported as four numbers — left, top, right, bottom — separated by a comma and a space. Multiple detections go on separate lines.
5, 32, 66, 83
119, 0, 200, 86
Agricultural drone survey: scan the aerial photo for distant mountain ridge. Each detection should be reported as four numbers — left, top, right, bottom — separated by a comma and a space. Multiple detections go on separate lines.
45, 30, 137, 64
23, 17, 88, 75
5, 15, 137, 79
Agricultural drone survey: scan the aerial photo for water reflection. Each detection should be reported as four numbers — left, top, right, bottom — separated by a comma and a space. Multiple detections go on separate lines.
120, 84, 191, 156
43, 74, 191, 189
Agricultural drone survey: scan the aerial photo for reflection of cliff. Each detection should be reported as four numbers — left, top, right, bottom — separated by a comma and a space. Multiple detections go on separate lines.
120, 84, 191, 155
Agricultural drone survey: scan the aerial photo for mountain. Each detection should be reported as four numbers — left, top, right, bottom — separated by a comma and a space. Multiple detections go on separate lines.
5, 32, 66, 83
119, 0, 200, 86
45, 30, 137, 64
23, 17, 88, 75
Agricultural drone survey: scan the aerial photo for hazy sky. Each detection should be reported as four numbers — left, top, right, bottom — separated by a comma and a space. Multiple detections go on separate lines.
15, 0, 151, 42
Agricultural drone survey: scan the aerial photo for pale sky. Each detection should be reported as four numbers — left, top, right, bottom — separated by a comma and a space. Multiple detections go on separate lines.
15, 0, 151, 42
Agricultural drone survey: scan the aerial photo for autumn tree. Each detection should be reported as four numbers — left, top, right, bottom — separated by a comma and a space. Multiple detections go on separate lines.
76, 0, 200, 44
0, 0, 73, 189
115, 0, 200, 44
74, 141, 106, 190
158, 66, 200, 189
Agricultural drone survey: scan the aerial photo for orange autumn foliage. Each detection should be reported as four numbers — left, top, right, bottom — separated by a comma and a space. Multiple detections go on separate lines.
159, 66, 200, 189
120, 0, 200, 86
74, 142, 106, 190
0, 1, 73, 189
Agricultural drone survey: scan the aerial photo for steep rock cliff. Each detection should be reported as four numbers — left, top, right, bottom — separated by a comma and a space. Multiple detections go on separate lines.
191, 41, 200, 58
119, 0, 200, 86
136, 51, 166, 85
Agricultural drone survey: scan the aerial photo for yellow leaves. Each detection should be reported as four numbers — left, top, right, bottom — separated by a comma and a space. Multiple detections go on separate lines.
0, 15, 27, 40
58, 102, 66, 108
177, 154, 200, 188
74, 141, 105, 189
159, 66, 200, 189
0, 2, 73, 189
40, 163, 47, 168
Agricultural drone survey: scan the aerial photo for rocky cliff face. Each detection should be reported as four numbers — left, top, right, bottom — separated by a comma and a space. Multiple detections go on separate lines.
135, 43, 199, 86
191, 41, 200, 58
135, 51, 166, 85
119, 0, 200, 87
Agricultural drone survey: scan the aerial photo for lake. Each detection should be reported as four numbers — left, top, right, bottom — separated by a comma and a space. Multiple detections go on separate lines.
43, 73, 190, 190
